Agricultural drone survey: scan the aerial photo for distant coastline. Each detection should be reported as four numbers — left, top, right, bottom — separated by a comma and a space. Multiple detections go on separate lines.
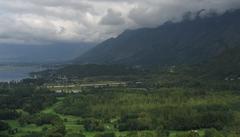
0, 64, 46, 82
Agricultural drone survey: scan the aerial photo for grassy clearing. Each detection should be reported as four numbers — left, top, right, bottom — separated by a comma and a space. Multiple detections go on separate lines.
5, 120, 50, 137
41, 98, 84, 133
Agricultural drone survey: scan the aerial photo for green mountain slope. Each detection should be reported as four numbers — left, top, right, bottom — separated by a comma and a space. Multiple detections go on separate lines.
206, 47, 240, 79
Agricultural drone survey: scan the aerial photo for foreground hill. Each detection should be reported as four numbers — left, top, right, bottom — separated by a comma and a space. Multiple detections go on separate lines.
76, 9, 240, 66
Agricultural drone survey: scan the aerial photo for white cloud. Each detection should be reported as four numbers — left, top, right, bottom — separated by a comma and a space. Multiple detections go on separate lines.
0, 0, 239, 45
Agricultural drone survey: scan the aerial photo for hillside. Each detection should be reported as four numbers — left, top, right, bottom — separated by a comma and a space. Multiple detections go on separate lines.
76, 9, 240, 66
205, 47, 240, 79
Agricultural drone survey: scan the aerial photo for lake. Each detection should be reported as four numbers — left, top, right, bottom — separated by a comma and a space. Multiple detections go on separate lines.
0, 65, 45, 82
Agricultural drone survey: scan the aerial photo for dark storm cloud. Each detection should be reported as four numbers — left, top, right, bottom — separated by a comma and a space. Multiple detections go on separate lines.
127, 0, 240, 27
0, 0, 239, 45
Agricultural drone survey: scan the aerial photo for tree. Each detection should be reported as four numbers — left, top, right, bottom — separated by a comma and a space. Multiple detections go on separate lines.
175, 131, 200, 137
83, 118, 104, 131
22, 132, 43, 137
156, 126, 169, 137
118, 113, 152, 131
0, 120, 10, 131
65, 133, 86, 137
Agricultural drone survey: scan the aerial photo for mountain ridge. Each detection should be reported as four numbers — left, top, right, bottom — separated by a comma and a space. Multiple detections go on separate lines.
76, 9, 240, 66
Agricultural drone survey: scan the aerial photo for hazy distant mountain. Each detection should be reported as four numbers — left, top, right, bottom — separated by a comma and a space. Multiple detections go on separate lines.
0, 44, 94, 64
76, 9, 240, 66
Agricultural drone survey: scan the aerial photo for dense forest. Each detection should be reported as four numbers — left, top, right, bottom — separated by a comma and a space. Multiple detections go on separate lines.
1, 65, 240, 137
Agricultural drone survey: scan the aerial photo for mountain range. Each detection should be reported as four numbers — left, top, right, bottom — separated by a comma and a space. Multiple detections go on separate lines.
76, 9, 240, 67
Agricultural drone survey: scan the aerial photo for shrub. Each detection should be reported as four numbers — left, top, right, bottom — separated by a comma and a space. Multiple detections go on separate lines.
94, 132, 116, 137
125, 132, 154, 137
204, 128, 224, 137
65, 133, 86, 137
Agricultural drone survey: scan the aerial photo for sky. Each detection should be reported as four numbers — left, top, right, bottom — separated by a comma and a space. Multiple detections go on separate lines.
0, 0, 240, 46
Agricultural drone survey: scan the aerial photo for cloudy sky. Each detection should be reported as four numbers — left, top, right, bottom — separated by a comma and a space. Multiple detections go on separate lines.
0, 0, 240, 46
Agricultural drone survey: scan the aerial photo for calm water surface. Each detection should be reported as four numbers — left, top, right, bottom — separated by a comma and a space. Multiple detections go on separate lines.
0, 65, 44, 82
